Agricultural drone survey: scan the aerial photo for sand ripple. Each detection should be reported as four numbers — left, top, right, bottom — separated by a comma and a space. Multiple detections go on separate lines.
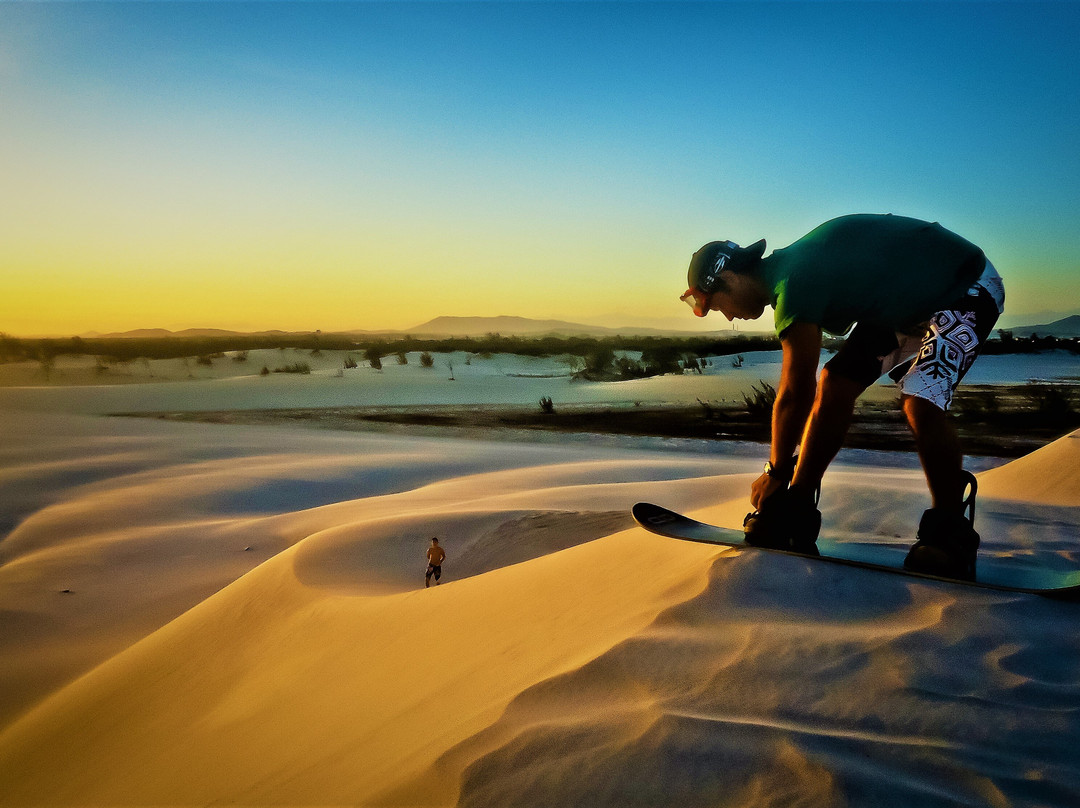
3, 411, 1080, 806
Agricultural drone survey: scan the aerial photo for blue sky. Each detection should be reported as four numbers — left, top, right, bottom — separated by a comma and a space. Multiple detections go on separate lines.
2, 1, 1079, 334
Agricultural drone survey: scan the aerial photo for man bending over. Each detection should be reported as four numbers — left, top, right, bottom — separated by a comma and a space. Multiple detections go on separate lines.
681, 213, 1005, 579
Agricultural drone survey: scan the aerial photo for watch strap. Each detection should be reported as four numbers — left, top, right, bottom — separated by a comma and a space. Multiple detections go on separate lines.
764, 458, 796, 482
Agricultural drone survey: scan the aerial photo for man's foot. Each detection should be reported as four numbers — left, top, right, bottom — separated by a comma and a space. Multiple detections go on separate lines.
904, 473, 980, 580
744, 485, 821, 555
903, 509, 980, 580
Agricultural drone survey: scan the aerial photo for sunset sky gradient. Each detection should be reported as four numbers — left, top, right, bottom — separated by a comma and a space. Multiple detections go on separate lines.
2, 1, 1079, 335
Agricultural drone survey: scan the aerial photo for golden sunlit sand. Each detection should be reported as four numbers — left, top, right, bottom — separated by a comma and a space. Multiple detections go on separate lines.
6, 0, 1080, 801
2, 376, 1080, 805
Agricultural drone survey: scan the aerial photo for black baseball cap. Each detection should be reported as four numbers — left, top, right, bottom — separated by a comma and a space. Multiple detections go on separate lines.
686, 239, 767, 294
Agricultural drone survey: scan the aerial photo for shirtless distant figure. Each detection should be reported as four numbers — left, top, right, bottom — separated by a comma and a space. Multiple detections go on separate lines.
425, 537, 446, 587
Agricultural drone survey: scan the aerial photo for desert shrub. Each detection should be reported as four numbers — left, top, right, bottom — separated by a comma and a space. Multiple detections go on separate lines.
343, 355, 358, 369
396, 351, 408, 365
274, 362, 311, 374
641, 345, 684, 376
420, 352, 434, 368
364, 345, 384, 370
615, 356, 646, 379
683, 355, 704, 374
697, 398, 719, 419
539, 396, 555, 414
1024, 383, 1076, 423
583, 347, 617, 378
0, 333, 23, 363
743, 381, 777, 420
955, 390, 1000, 421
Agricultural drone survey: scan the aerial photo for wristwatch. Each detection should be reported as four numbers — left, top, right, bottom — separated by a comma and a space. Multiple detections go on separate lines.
764, 459, 795, 482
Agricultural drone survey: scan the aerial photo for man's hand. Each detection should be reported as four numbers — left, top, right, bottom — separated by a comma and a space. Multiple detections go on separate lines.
751, 472, 786, 510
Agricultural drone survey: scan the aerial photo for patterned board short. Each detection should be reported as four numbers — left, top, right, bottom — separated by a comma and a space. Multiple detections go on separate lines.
826, 261, 1006, 411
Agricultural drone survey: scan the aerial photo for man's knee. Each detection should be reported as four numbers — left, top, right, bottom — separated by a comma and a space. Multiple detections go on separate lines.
902, 392, 949, 431
902, 392, 944, 415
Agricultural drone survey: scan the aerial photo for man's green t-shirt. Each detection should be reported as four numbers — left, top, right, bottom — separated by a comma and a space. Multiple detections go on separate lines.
759, 214, 987, 337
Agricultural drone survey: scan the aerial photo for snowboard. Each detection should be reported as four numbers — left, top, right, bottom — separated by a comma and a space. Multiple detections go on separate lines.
632, 502, 1080, 600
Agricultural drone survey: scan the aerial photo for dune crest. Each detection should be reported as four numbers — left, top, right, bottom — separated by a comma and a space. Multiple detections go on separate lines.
977, 428, 1080, 506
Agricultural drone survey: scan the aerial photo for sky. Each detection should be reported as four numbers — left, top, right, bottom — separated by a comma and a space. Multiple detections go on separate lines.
2, 1, 1079, 336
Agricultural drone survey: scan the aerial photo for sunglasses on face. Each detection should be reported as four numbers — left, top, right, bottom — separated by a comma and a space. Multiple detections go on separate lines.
680, 288, 711, 317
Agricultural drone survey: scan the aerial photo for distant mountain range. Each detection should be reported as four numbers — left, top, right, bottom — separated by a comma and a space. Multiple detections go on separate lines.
69, 313, 1080, 341
83, 328, 295, 339
402, 315, 713, 338
1006, 315, 1080, 339
80, 317, 723, 340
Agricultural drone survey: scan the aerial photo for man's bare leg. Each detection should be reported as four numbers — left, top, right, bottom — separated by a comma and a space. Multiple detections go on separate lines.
901, 393, 979, 578
902, 394, 965, 513
791, 368, 866, 490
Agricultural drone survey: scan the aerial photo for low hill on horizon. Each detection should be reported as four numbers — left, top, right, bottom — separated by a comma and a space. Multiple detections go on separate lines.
67, 310, 1080, 342
82, 328, 295, 339
402, 315, 725, 338
1008, 314, 1080, 339
72, 319, 721, 341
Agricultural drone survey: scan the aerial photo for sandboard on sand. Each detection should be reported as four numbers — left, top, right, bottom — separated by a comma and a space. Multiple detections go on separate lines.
632, 502, 1080, 600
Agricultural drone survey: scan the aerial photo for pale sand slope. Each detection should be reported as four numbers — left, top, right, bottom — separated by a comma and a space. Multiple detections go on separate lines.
979, 429, 1080, 507
0, 409, 740, 730
1, 410, 1079, 805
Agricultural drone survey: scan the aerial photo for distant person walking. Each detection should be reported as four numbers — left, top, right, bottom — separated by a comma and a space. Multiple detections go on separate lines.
425, 537, 446, 587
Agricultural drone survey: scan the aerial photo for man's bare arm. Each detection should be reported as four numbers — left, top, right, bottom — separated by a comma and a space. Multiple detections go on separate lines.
750, 322, 822, 508
772, 322, 822, 464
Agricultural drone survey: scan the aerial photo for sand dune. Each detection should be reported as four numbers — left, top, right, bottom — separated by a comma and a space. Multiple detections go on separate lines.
0, 522, 717, 805
1, 406, 1079, 805
0, 410, 737, 729
978, 429, 1080, 506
